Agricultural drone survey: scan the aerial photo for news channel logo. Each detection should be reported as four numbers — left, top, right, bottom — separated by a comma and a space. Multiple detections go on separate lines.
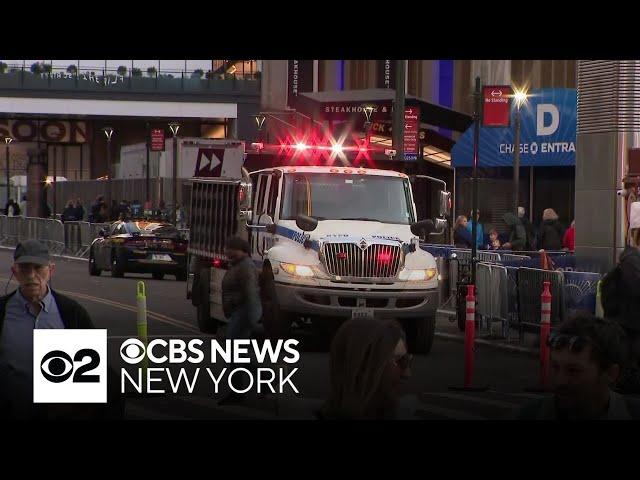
33, 330, 107, 403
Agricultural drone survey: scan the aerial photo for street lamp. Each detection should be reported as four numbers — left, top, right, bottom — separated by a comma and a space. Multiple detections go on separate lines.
102, 127, 114, 217
512, 87, 529, 215
254, 114, 266, 165
169, 122, 181, 225
254, 114, 266, 131
362, 105, 374, 148
4, 137, 13, 209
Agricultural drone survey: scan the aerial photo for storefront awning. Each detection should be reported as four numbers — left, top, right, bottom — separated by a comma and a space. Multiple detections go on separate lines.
297, 89, 472, 132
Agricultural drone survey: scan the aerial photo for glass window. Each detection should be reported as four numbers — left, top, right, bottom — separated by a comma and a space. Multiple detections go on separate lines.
280, 173, 415, 224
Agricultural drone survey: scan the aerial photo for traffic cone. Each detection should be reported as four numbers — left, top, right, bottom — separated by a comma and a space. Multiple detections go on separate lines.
449, 284, 489, 392
525, 281, 552, 393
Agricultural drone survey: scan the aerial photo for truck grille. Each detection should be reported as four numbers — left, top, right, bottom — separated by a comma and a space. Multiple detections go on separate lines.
322, 243, 402, 278
188, 180, 239, 258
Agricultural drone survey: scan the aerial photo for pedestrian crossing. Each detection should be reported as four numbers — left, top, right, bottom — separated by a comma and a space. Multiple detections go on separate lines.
123, 389, 546, 420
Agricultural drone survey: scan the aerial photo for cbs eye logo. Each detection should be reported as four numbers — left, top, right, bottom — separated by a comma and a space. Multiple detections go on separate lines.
40, 349, 100, 383
33, 329, 107, 404
120, 339, 146, 364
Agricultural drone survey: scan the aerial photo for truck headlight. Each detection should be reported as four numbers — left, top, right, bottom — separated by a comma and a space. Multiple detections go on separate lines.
399, 268, 437, 282
280, 262, 315, 277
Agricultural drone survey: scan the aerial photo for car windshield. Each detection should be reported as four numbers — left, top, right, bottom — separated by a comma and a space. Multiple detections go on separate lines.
280, 173, 415, 224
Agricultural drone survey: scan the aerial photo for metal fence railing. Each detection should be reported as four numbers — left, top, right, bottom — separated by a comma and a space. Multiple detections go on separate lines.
0, 215, 112, 258
425, 244, 603, 345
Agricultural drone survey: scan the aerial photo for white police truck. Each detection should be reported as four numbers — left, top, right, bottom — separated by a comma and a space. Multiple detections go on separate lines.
187, 164, 448, 354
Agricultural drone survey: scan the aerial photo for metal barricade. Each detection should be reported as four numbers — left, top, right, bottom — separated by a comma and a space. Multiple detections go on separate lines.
476, 262, 510, 338
63, 222, 82, 255
516, 267, 566, 343
501, 253, 531, 262
77, 222, 93, 257
39, 219, 65, 255
5, 216, 21, 246
0, 215, 6, 243
478, 251, 501, 263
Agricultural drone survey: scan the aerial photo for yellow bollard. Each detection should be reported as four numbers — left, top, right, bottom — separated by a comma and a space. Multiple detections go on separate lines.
137, 281, 148, 387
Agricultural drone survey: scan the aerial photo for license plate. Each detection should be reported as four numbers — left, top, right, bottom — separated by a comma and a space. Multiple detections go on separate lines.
351, 307, 374, 320
151, 254, 172, 262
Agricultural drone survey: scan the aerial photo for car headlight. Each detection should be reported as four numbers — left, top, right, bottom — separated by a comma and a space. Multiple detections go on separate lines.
399, 268, 437, 282
280, 262, 315, 277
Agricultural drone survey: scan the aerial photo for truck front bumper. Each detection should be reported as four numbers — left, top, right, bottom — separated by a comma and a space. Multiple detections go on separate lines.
276, 283, 439, 319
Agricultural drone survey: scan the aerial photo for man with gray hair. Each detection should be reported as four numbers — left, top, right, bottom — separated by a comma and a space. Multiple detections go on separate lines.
518, 206, 536, 251
0, 240, 123, 419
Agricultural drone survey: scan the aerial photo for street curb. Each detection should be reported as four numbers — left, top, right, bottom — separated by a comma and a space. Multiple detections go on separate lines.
0, 245, 87, 263
435, 331, 538, 357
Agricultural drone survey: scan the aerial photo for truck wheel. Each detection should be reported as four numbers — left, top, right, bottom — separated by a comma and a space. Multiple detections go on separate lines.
196, 266, 218, 334
89, 248, 101, 276
261, 265, 293, 339
405, 315, 436, 355
111, 250, 125, 278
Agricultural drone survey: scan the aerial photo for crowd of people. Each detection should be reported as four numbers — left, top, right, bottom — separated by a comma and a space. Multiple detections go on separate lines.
453, 206, 576, 253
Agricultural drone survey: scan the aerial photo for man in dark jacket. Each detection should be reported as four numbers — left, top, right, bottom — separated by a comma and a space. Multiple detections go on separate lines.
0, 240, 123, 419
218, 236, 262, 406
60, 200, 77, 222
221, 236, 261, 340
518, 206, 536, 250
90, 195, 105, 223
73, 197, 85, 221
502, 212, 527, 251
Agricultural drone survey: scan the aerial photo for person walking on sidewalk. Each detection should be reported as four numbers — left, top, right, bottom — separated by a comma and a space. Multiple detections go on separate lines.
217, 236, 262, 406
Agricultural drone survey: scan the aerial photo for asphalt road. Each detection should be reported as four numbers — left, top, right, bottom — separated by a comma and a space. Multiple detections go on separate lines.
0, 249, 545, 420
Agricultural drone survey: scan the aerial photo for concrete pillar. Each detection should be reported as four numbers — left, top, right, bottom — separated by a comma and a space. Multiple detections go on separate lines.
260, 60, 288, 110
575, 60, 640, 271
27, 147, 47, 218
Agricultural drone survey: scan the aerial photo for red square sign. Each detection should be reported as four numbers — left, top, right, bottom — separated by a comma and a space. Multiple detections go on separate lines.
482, 86, 512, 127
150, 129, 165, 151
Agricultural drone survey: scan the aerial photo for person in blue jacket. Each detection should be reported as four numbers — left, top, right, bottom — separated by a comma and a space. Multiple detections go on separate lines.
466, 209, 484, 250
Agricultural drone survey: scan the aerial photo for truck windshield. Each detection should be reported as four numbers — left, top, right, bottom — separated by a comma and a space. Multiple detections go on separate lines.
280, 173, 415, 224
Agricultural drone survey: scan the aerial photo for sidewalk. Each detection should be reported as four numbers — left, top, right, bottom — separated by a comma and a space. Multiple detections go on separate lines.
435, 313, 539, 357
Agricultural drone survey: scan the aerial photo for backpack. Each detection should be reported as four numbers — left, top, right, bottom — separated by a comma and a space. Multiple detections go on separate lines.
601, 265, 623, 318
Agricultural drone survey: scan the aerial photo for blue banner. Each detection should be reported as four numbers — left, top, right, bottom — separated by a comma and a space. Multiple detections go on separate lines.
452, 88, 576, 167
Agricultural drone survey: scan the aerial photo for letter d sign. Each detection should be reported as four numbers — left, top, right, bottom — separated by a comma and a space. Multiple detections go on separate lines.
537, 104, 559, 136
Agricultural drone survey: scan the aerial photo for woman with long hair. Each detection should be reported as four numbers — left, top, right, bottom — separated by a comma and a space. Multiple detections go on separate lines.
453, 215, 473, 249
321, 317, 412, 420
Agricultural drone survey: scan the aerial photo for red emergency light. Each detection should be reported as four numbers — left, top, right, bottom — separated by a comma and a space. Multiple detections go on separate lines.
212, 258, 227, 268
377, 250, 392, 264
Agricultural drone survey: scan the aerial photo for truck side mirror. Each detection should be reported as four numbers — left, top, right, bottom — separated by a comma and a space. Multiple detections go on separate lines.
410, 219, 434, 237
439, 190, 451, 218
296, 214, 318, 232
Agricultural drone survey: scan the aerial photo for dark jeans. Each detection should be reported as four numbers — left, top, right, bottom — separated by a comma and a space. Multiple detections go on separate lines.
226, 302, 262, 341
224, 302, 263, 394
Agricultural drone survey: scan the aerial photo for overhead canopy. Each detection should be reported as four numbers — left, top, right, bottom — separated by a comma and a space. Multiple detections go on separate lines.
297, 88, 473, 133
